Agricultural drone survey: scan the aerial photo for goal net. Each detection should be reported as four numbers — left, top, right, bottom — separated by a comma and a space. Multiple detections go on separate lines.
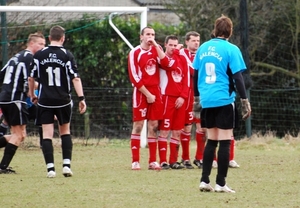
0, 6, 148, 147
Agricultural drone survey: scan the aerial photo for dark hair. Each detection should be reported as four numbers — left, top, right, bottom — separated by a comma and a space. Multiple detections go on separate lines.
214, 14, 233, 38
140, 26, 154, 35
185, 31, 200, 41
49, 25, 65, 41
164, 35, 178, 44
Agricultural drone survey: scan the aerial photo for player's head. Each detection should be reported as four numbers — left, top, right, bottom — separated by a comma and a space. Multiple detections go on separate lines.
164, 35, 178, 56
140, 26, 155, 44
184, 31, 200, 53
214, 14, 233, 39
49, 25, 65, 43
27, 32, 46, 54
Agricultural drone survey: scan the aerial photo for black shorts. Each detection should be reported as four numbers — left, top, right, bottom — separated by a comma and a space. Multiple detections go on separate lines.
0, 102, 29, 126
28, 105, 37, 121
36, 103, 72, 125
201, 102, 239, 129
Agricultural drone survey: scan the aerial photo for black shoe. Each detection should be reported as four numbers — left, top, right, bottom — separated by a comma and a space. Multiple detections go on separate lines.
182, 160, 194, 169
161, 162, 170, 170
0, 167, 16, 174
170, 162, 185, 169
193, 159, 203, 169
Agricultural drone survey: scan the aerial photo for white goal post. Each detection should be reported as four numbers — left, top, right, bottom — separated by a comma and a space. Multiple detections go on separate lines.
0, 6, 148, 148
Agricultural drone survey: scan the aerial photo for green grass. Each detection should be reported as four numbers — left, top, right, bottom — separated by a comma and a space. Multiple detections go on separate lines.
1, 134, 300, 208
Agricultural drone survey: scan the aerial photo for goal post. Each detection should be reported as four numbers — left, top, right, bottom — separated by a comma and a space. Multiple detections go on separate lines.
0, 6, 148, 148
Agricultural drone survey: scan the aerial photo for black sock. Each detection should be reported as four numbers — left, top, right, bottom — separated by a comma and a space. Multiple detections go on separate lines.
0, 122, 8, 136
0, 143, 18, 169
0, 136, 8, 148
216, 140, 231, 186
38, 126, 43, 148
61, 134, 72, 168
42, 139, 55, 172
201, 139, 218, 184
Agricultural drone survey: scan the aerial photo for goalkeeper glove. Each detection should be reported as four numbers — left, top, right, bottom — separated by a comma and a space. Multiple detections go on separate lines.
193, 96, 201, 119
240, 98, 251, 120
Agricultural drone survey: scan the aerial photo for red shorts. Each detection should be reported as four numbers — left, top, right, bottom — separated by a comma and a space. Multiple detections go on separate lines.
184, 90, 194, 125
184, 90, 201, 125
159, 95, 186, 130
132, 85, 164, 121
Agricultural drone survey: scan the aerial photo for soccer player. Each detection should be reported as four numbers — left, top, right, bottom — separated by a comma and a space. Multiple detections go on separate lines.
28, 25, 86, 178
0, 32, 45, 174
178, 31, 206, 169
180, 31, 239, 169
158, 35, 189, 169
128, 26, 169, 170
193, 15, 251, 193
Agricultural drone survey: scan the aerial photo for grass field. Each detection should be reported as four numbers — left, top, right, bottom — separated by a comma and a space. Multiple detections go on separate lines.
1, 133, 300, 208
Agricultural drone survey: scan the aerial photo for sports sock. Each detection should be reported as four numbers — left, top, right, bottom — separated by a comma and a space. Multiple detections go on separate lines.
229, 137, 235, 161
61, 134, 72, 168
0, 136, 8, 148
201, 139, 218, 184
214, 149, 217, 161
180, 130, 191, 161
216, 140, 231, 186
0, 122, 8, 136
0, 143, 18, 170
147, 137, 157, 163
38, 126, 43, 148
130, 134, 140, 163
169, 137, 180, 165
158, 136, 168, 164
195, 130, 206, 160
42, 139, 55, 172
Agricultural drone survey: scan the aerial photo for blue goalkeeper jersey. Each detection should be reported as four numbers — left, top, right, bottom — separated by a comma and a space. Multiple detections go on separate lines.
193, 38, 246, 108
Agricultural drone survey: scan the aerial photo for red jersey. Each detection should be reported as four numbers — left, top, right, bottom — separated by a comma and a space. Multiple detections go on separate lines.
179, 48, 196, 90
159, 50, 189, 99
128, 45, 168, 89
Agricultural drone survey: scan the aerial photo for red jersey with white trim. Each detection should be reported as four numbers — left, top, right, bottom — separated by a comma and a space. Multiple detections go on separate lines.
128, 45, 168, 89
179, 48, 195, 91
159, 50, 189, 99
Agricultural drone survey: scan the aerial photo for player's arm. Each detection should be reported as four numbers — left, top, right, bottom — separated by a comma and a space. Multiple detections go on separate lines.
192, 68, 201, 119
72, 77, 87, 114
28, 77, 37, 104
232, 71, 251, 120
138, 85, 155, 103
147, 38, 165, 60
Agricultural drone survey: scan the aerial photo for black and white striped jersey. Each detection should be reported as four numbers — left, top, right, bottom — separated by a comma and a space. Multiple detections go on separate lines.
30, 45, 79, 107
0, 49, 33, 104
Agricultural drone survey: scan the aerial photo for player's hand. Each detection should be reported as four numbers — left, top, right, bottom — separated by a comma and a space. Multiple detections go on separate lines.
146, 94, 156, 103
193, 96, 201, 119
79, 100, 87, 114
176, 44, 184, 50
147, 37, 158, 47
31, 95, 38, 105
240, 98, 251, 120
175, 97, 184, 109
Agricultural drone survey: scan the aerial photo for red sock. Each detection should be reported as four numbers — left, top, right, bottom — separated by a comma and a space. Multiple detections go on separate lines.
230, 137, 235, 161
195, 130, 206, 160
169, 137, 180, 164
158, 136, 168, 164
148, 137, 157, 163
131, 134, 140, 163
180, 130, 190, 161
